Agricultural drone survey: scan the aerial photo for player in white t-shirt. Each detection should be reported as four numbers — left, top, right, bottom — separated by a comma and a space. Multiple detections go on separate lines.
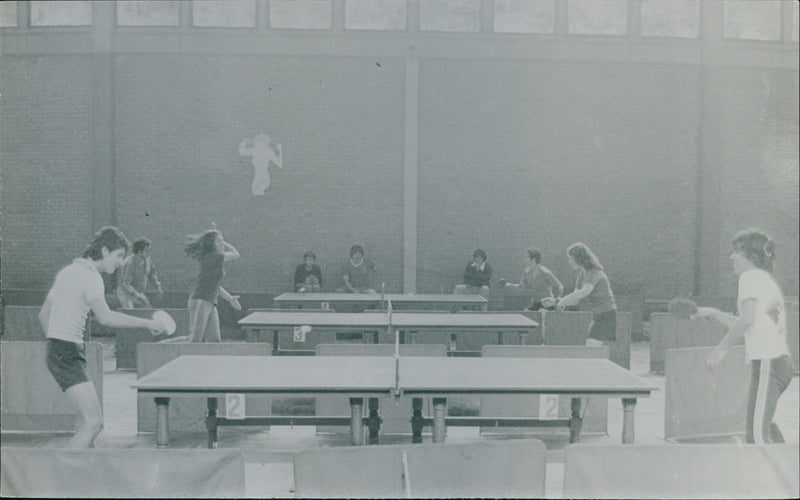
39, 227, 170, 448
694, 228, 792, 444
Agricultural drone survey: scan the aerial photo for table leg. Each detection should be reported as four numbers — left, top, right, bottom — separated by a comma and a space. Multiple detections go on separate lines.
367, 398, 382, 444
155, 397, 170, 448
519, 332, 529, 345
622, 398, 637, 444
206, 398, 218, 449
272, 330, 279, 356
350, 398, 364, 446
432, 398, 447, 443
411, 398, 424, 443
569, 397, 583, 443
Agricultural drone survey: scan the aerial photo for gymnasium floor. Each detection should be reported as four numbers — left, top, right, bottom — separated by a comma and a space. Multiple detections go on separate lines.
2, 338, 797, 498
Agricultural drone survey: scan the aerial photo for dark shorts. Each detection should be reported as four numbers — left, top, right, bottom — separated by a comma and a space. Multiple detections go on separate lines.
46, 338, 90, 392
589, 309, 617, 342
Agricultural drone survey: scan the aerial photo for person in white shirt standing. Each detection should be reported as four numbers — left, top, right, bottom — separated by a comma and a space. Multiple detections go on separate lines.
39, 227, 170, 448
695, 228, 792, 444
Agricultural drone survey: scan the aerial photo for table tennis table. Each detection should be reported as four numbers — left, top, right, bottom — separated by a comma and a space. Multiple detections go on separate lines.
133, 355, 654, 448
273, 293, 488, 312
238, 311, 539, 355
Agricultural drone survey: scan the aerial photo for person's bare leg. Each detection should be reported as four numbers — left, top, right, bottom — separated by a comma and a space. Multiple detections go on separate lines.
64, 381, 103, 448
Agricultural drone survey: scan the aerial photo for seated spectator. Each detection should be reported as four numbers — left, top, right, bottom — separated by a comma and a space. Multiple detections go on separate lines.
501, 247, 564, 310
456, 249, 492, 298
337, 245, 377, 293
116, 238, 163, 309
294, 251, 322, 293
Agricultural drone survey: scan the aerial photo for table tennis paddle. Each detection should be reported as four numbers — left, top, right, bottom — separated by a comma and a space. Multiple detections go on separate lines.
152, 310, 177, 336
668, 298, 698, 320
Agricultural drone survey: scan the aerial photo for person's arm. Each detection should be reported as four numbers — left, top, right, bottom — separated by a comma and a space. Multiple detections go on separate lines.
294, 265, 306, 291
557, 274, 593, 310
366, 261, 377, 293
463, 263, 474, 285
545, 268, 564, 298
238, 138, 253, 156
218, 286, 242, 311
693, 306, 737, 329
342, 274, 357, 293
39, 295, 53, 333
221, 241, 240, 262
271, 143, 283, 168
148, 258, 164, 297
505, 269, 526, 290
483, 264, 492, 287
118, 260, 138, 296
705, 299, 755, 369
90, 297, 162, 333
123, 260, 150, 303
557, 284, 593, 309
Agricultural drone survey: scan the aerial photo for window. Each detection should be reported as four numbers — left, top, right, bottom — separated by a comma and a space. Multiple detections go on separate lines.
117, 1, 180, 27
494, 0, 555, 34
270, 0, 331, 30
723, 0, 781, 41
30, 1, 92, 27
345, 0, 406, 31
0, 1, 18, 28
567, 0, 627, 36
641, 0, 699, 38
420, 0, 481, 33
193, 0, 256, 28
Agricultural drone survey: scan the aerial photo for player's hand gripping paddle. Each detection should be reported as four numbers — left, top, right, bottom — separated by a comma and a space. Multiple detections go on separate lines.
495, 279, 508, 287
152, 310, 177, 336
668, 298, 698, 320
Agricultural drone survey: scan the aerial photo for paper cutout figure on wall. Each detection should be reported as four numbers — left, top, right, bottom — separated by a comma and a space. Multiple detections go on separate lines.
239, 134, 283, 195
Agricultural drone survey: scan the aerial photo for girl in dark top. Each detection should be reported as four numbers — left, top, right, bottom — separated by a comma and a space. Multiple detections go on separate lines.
184, 228, 241, 342
557, 242, 617, 346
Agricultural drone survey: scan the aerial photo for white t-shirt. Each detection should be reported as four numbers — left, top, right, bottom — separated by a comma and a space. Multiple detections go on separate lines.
45, 258, 105, 344
737, 268, 790, 362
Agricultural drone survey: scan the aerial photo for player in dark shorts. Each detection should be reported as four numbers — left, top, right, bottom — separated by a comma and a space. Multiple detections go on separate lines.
184, 227, 242, 343
40, 227, 169, 448
556, 242, 617, 346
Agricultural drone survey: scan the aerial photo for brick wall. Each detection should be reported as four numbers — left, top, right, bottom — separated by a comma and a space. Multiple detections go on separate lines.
113, 54, 405, 294
713, 68, 799, 296
1, 55, 96, 289
417, 61, 699, 296
1, 52, 797, 299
